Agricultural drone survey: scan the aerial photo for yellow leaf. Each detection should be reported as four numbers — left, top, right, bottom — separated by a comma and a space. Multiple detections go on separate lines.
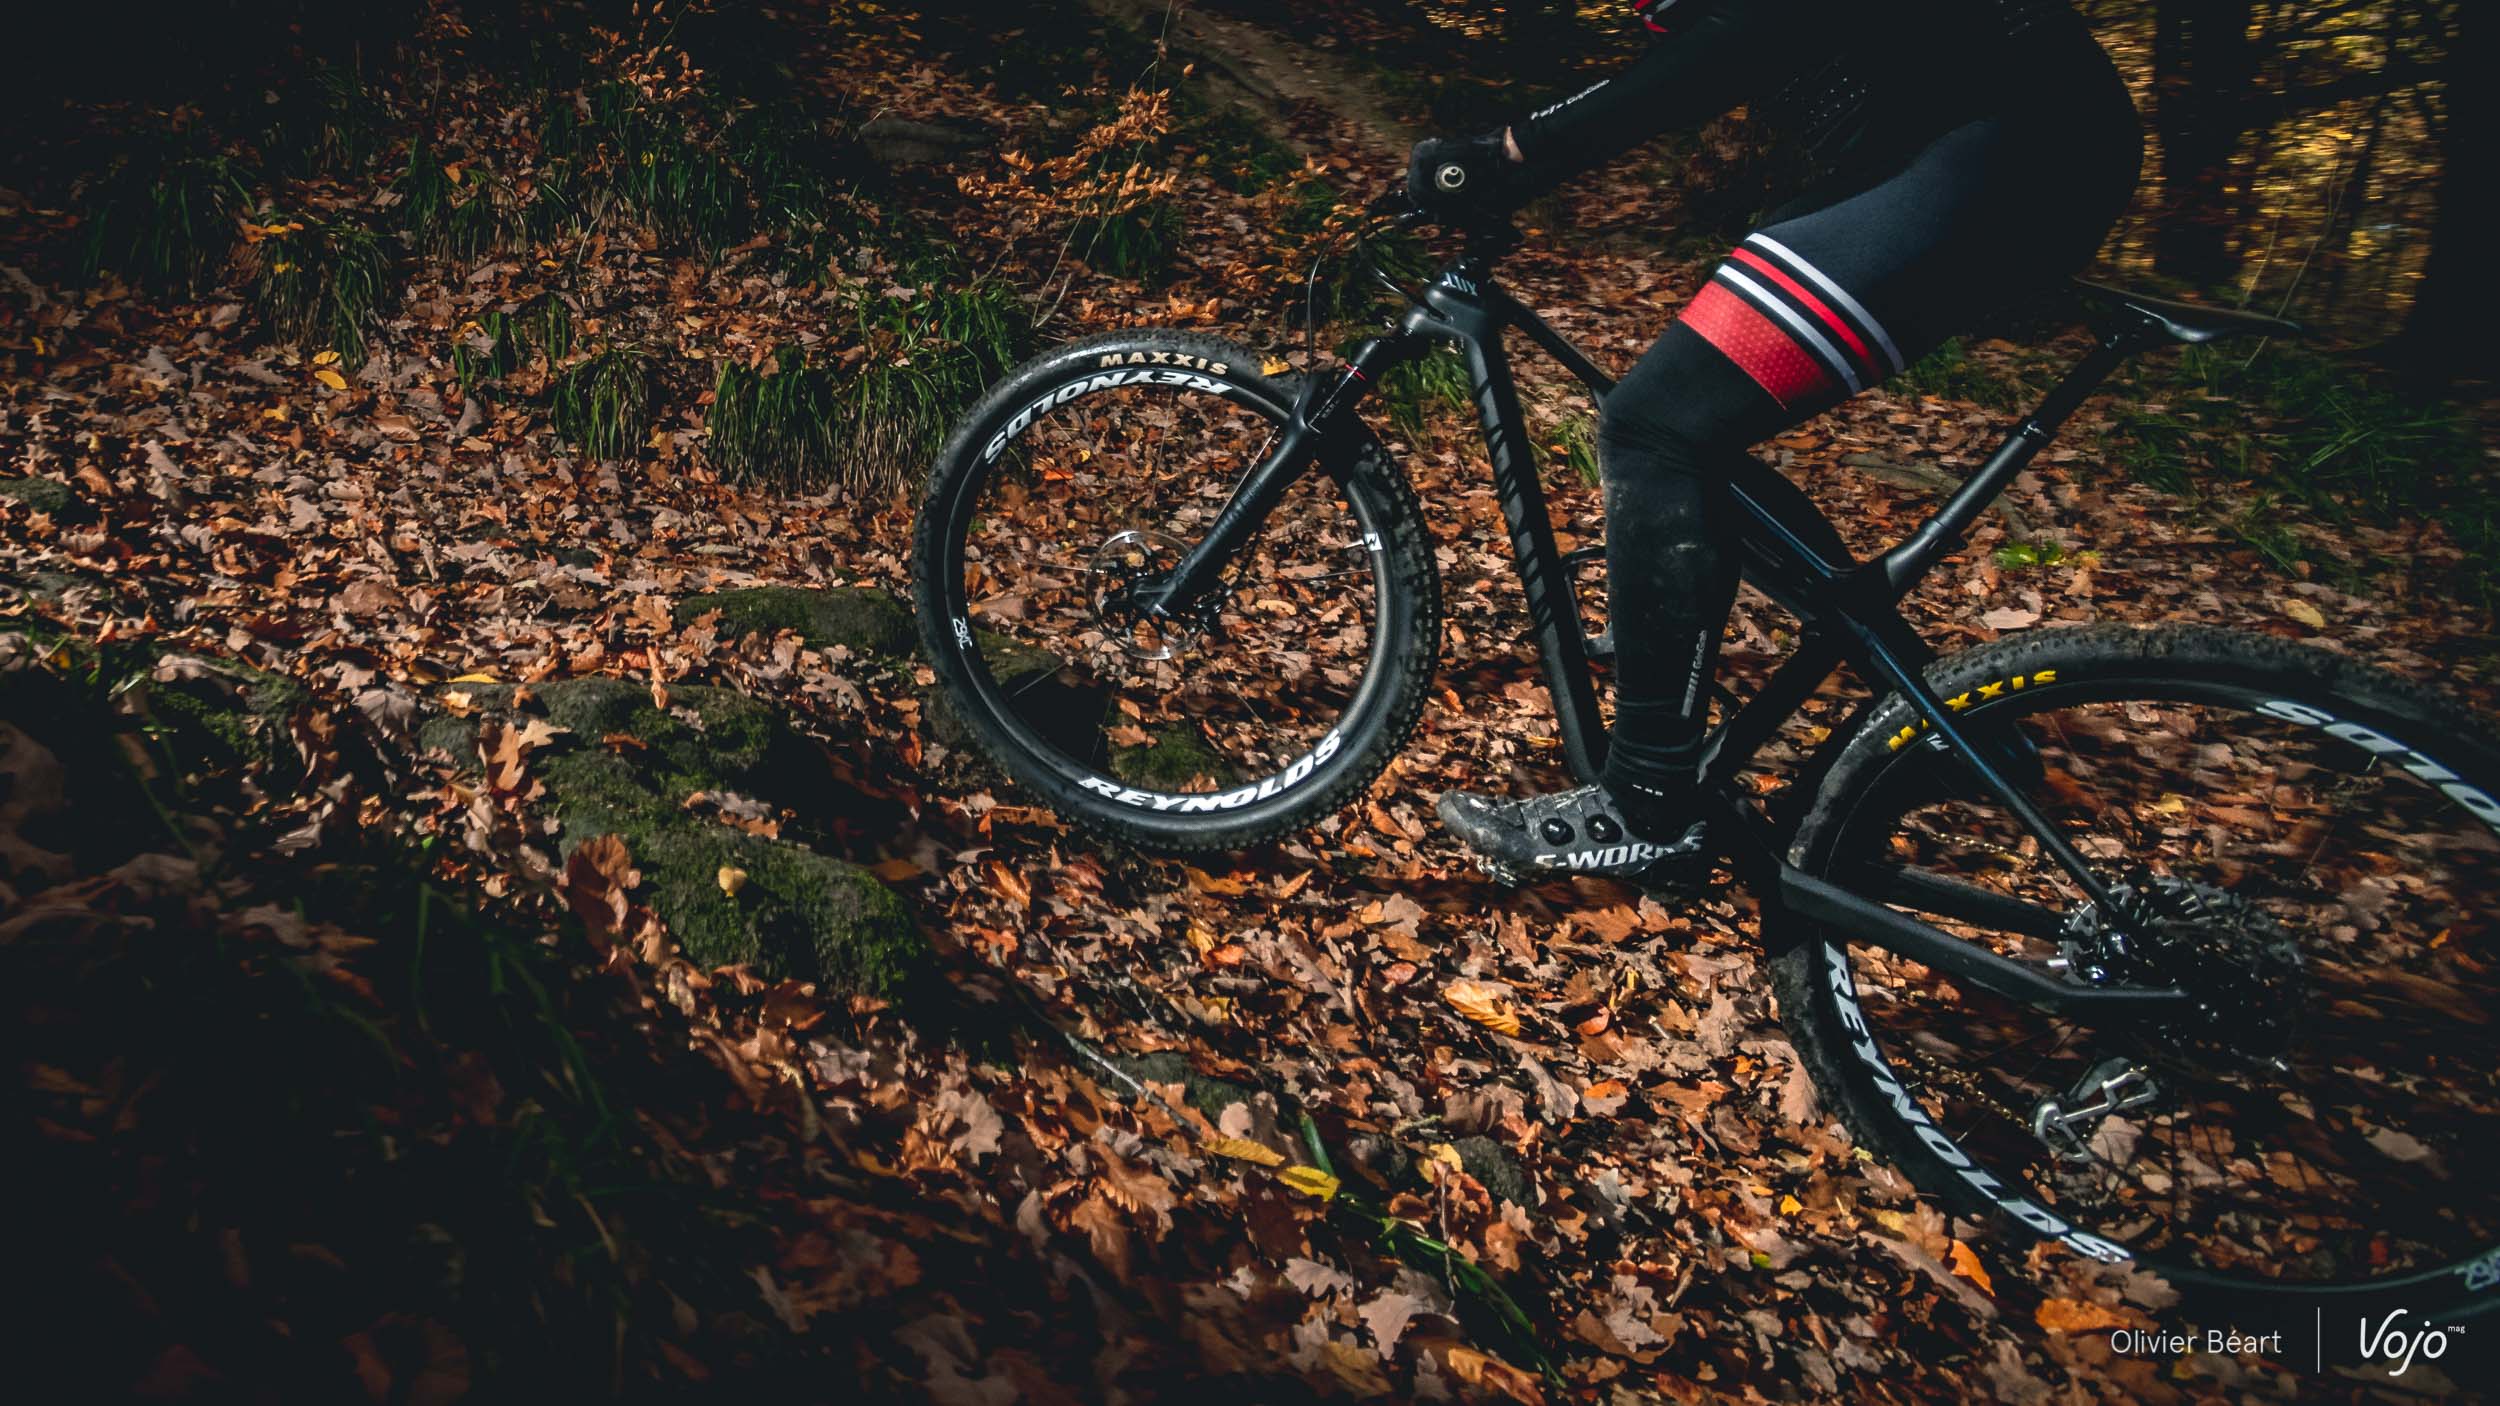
1947, 1239, 1994, 1295
1280, 1165, 1340, 1201
449, 670, 502, 683
1260, 356, 1291, 375
1206, 1137, 1284, 1167
312, 349, 341, 366
314, 367, 349, 391
1421, 1143, 1465, 1183
1777, 1194, 1803, 1215
1869, 1208, 1912, 1235
717, 865, 748, 897
261, 404, 290, 422
1443, 979, 1522, 1037
2281, 598, 2326, 628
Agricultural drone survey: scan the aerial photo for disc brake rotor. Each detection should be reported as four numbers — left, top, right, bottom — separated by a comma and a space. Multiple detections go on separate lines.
1087, 528, 1202, 662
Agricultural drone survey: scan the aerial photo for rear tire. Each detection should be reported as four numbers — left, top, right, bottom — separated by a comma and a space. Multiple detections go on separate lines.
1771, 624, 2500, 1333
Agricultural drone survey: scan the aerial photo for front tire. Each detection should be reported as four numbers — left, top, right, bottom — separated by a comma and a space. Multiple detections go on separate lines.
911, 330, 1440, 854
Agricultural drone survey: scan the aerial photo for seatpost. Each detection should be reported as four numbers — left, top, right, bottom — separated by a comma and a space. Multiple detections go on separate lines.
1877, 331, 2143, 591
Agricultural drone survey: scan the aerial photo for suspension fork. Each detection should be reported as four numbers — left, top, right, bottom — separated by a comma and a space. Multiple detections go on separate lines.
1152, 336, 1414, 612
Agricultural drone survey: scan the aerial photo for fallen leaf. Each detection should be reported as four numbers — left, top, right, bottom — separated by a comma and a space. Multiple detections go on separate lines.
2036, 1297, 2130, 1333
717, 865, 747, 897
1947, 1238, 1994, 1295
1205, 1136, 1283, 1167
314, 367, 349, 391
1280, 1165, 1340, 1201
1444, 979, 1522, 1037
2281, 598, 2326, 628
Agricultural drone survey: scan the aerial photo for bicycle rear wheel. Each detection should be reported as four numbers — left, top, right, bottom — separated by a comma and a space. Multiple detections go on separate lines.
911, 330, 1439, 853
1774, 625, 2500, 1329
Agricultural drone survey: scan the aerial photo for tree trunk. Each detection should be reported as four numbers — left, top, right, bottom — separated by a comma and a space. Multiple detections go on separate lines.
2392, 4, 2492, 383
2153, 0, 2256, 286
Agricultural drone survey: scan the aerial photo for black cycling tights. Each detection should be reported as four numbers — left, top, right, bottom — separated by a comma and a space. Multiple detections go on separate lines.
1599, 91, 2138, 826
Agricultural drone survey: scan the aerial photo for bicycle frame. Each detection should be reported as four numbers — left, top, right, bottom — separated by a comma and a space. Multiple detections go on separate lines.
1158, 233, 2192, 1020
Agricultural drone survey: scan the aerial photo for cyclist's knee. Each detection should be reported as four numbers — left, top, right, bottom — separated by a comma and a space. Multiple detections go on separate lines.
1597, 397, 1713, 486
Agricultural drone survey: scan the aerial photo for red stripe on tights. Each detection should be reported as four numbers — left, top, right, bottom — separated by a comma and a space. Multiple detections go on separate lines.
1679, 282, 1836, 407
1729, 247, 1875, 371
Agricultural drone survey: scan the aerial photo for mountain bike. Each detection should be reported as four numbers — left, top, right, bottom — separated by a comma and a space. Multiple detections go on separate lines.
911, 189, 2500, 1355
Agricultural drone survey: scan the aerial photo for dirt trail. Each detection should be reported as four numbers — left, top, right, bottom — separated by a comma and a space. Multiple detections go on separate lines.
1084, 0, 1417, 157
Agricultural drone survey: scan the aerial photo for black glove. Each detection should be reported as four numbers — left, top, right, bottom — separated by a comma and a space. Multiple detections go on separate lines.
1406, 129, 1518, 218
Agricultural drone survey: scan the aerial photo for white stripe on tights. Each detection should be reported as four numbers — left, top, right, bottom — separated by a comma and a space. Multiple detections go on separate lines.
1717, 266, 1862, 393
1744, 234, 1905, 373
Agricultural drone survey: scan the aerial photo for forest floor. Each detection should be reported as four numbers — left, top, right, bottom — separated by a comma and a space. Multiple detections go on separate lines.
3, 3, 2495, 1403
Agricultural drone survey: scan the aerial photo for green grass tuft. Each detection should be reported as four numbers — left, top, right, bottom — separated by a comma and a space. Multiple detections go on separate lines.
838, 281, 1029, 487
707, 346, 845, 484
396, 136, 507, 259
452, 309, 525, 392
707, 283, 1029, 488
1072, 199, 1184, 283
262, 60, 386, 176
77, 145, 254, 293
1377, 344, 1472, 438
248, 213, 392, 367
2114, 344, 2489, 607
1551, 411, 1600, 486
1895, 338, 2027, 410
550, 346, 653, 460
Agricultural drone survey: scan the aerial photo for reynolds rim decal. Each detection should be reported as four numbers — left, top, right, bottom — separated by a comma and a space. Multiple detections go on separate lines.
1077, 730, 1344, 811
1824, 948, 2135, 1264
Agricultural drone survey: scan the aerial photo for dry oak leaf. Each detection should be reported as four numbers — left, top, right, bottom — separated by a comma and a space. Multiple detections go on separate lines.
562, 834, 640, 940
1443, 1345, 1546, 1406
1444, 979, 1522, 1037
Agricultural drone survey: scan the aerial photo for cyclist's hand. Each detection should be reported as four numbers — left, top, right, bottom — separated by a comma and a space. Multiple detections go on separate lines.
1406, 129, 1518, 220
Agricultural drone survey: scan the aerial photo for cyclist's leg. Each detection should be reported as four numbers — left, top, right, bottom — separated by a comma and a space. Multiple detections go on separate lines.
1601, 108, 2137, 829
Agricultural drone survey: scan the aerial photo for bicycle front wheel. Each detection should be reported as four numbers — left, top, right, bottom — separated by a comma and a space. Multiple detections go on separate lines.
911, 330, 1440, 853
1774, 624, 2500, 1325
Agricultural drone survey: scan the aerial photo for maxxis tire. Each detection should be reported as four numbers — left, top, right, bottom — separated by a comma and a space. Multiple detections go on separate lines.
911, 330, 1441, 855
1768, 622, 2500, 1323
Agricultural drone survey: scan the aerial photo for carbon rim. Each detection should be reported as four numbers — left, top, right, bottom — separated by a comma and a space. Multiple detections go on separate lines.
1815, 672, 2500, 1297
929, 351, 1406, 828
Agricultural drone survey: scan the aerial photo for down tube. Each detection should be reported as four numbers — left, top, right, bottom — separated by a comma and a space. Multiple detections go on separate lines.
1463, 335, 1610, 783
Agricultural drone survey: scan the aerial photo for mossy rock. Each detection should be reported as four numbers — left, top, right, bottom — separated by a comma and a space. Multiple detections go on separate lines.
1103, 1051, 1258, 1122
636, 824, 924, 997
145, 661, 309, 779
1453, 1134, 1529, 1207
423, 677, 808, 804
1110, 724, 1234, 791
923, 628, 1088, 759
674, 586, 914, 658
413, 675, 917, 991
0, 477, 76, 517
